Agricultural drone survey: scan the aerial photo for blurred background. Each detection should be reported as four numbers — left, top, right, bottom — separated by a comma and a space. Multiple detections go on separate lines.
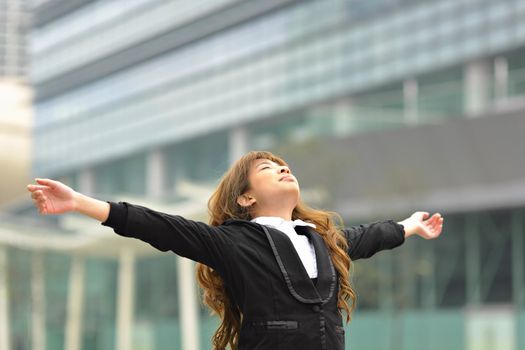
1, 0, 524, 349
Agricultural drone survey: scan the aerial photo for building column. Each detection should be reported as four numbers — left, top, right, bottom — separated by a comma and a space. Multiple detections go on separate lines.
65, 255, 85, 350
146, 149, 166, 199
378, 254, 394, 311
494, 56, 509, 102
116, 249, 135, 350
464, 60, 491, 117
465, 215, 481, 305
403, 79, 419, 125
32, 251, 46, 350
177, 257, 199, 350
229, 127, 248, 165
420, 240, 436, 309
401, 242, 418, 309
378, 254, 401, 349
78, 168, 95, 196
511, 209, 524, 307
332, 100, 355, 137
0, 246, 10, 350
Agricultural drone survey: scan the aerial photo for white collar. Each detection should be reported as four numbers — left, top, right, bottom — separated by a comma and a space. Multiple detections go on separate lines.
251, 216, 316, 229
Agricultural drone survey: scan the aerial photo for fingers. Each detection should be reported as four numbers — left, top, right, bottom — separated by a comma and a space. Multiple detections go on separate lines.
35, 178, 57, 189
36, 202, 47, 215
429, 213, 443, 227
27, 184, 50, 192
435, 213, 444, 225
430, 214, 444, 237
427, 213, 443, 224
31, 189, 47, 202
421, 211, 430, 219
30, 190, 48, 214
420, 213, 444, 240
27, 180, 52, 215
31, 190, 41, 200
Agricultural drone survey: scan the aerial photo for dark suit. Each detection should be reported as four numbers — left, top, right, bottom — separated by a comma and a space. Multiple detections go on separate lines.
101, 201, 405, 350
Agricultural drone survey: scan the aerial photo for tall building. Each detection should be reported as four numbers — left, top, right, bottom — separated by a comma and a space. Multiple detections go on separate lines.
0, 0, 29, 78
0, 2, 33, 350
0, 0, 32, 207
2, 0, 524, 349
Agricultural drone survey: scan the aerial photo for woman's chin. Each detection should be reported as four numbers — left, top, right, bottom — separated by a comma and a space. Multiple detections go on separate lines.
286, 187, 301, 201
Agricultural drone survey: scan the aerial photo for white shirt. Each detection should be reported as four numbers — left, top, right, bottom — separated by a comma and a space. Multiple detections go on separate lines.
251, 216, 318, 278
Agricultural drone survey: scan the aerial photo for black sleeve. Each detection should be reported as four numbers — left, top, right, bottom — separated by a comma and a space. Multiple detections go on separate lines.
342, 220, 405, 260
100, 201, 232, 269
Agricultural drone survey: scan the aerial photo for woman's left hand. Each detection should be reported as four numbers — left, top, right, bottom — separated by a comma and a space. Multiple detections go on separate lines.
398, 211, 444, 239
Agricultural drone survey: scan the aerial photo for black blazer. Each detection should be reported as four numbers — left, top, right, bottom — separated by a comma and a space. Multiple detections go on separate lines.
101, 201, 405, 350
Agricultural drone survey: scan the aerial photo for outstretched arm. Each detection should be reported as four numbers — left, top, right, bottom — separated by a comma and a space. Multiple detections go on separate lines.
397, 211, 443, 240
344, 211, 444, 260
27, 178, 232, 269
344, 220, 406, 260
27, 178, 110, 222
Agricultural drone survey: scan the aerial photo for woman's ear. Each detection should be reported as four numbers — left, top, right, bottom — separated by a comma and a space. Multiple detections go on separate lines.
237, 194, 256, 207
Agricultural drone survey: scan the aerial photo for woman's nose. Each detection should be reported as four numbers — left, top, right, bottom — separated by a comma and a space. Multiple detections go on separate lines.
279, 167, 290, 174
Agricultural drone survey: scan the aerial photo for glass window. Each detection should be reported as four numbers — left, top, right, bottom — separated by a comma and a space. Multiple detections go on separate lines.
417, 66, 464, 119
433, 213, 466, 308
44, 253, 71, 349
164, 131, 229, 200
82, 258, 118, 349
506, 47, 525, 96
93, 152, 147, 196
8, 248, 32, 350
135, 255, 180, 320
479, 210, 512, 304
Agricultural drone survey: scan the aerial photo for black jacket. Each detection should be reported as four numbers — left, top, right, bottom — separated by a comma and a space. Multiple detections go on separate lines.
101, 201, 405, 350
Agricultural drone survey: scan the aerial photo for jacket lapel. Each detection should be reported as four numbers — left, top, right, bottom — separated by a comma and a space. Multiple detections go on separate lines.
296, 225, 336, 302
262, 225, 336, 304
222, 219, 337, 304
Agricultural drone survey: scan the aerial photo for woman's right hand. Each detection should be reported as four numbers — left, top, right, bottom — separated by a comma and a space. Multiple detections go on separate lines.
27, 178, 77, 215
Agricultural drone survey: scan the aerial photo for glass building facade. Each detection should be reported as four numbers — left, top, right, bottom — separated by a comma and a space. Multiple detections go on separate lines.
2, 0, 524, 349
0, 0, 30, 78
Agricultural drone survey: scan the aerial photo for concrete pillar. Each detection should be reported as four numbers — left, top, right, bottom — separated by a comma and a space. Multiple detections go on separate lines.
31, 252, 46, 350
403, 79, 419, 124
229, 127, 248, 165
420, 240, 436, 309
0, 246, 11, 350
65, 255, 85, 350
464, 60, 491, 116
332, 100, 355, 137
465, 215, 481, 305
511, 209, 524, 307
116, 249, 135, 350
494, 56, 509, 102
177, 257, 199, 350
78, 168, 94, 196
146, 149, 166, 199
378, 254, 394, 311
399, 240, 417, 309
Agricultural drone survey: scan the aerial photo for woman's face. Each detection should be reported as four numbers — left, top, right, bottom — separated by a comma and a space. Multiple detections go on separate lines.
238, 158, 300, 210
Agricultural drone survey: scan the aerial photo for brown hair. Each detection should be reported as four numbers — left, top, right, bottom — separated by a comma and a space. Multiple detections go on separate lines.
196, 150, 357, 349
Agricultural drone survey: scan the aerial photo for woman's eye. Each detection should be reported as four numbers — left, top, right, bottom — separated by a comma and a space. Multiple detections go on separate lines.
262, 167, 270, 170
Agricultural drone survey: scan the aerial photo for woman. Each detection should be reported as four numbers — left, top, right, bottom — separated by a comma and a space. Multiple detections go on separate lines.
27, 150, 443, 350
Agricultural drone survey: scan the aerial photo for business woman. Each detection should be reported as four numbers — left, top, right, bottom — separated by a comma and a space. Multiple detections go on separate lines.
27, 150, 443, 350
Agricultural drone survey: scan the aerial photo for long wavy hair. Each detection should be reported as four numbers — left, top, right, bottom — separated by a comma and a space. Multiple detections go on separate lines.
196, 150, 357, 350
